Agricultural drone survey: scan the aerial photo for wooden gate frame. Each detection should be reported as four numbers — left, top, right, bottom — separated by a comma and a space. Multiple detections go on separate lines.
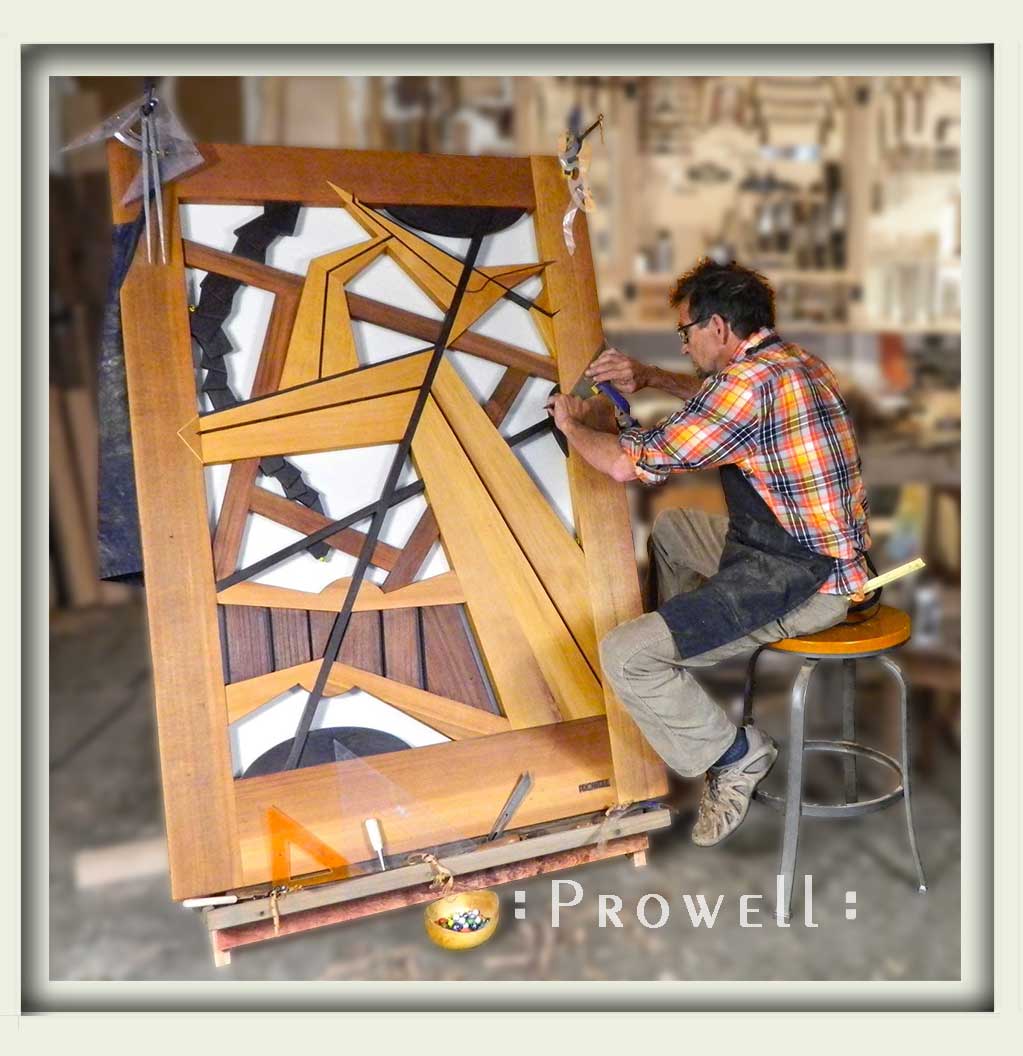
108, 140, 667, 902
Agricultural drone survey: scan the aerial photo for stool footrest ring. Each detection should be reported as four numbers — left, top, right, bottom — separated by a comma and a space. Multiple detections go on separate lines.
755, 739, 905, 819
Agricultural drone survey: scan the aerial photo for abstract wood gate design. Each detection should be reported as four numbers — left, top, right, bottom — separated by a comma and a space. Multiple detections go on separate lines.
111, 142, 666, 899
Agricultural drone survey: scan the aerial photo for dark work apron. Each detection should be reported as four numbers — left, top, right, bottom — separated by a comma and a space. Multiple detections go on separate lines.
656, 332, 840, 659
659, 464, 837, 658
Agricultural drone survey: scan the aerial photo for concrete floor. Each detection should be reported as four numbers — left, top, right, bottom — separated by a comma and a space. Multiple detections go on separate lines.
48, 601, 961, 982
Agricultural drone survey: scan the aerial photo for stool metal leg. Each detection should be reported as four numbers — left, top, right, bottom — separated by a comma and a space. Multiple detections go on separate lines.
742, 646, 766, 727
877, 654, 928, 893
779, 658, 817, 921
842, 659, 858, 804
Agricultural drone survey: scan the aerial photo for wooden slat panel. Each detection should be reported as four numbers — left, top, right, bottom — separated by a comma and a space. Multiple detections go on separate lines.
345, 292, 558, 381
233, 717, 615, 884
269, 608, 312, 670
249, 487, 401, 570
421, 605, 500, 715
200, 390, 416, 463
412, 398, 602, 725
223, 605, 274, 683
117, 181, 239, 898
381, 508, 439, 592
432, 359, 598, 671
182, 240, 303, 295
308, 610, 335, 659
382, 608, 421, 688
337, 610, 383, 675
530, 156, 668, 804
178, 144, 537, 209
217, 572, 464, 612
199, 351, 431, 433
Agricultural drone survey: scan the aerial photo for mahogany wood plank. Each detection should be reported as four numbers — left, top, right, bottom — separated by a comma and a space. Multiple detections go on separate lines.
530, 156, 668, 805
249, 486, 401, 570
177, 143, 537, 210
337, 610, 383, 675
382, 608, 421, 688
269, 608, 312, 670
232, 716, 616, 884
421, 605, 499, 715
118, 187, 240, 897
223, 605, 275, 683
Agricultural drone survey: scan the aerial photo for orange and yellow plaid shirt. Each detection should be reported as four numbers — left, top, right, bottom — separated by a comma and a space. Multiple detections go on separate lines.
619, 328, 871, 595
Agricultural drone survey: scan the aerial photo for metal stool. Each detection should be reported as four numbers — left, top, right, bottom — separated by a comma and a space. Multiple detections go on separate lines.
742, 604, 928, 920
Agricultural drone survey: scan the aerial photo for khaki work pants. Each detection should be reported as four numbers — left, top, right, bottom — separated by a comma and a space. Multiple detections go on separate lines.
599, 508, 850, 777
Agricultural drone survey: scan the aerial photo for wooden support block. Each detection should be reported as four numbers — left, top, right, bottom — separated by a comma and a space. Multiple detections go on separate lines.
208, 833, 650, 961
73, 836, 169, 889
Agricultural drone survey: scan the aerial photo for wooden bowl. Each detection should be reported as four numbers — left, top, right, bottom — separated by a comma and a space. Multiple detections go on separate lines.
423, 890, 500, 951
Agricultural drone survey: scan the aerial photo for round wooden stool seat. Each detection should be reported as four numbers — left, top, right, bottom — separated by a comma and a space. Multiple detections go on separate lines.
767, 604, 911, 657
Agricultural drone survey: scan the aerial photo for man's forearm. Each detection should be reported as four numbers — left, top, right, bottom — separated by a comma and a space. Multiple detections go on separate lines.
643, 364, 702, 401
562, 420, 637, 483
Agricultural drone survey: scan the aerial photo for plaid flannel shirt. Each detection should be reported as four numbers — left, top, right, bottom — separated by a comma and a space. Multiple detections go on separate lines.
619, 328, 871, 595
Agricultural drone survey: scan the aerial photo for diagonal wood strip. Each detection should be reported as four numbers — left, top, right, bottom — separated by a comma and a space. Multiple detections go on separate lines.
200, 390, 416, 464
217, 571, 464, 613
381, 507, 440, 593
198, 350, 432, 433
224, 657, 509, 739
209, 283, 301, 579
345, 291, 557, 381
382, 366, 525, 594
432, 359, 598, 672
412, 398, 603, 726
249, 487, 402, 570
182, 240, 303, 295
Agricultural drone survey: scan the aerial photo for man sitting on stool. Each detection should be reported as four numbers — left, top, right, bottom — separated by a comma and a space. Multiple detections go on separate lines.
546, 259, 871, 847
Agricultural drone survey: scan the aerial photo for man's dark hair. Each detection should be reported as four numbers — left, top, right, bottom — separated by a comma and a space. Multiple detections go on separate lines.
669, 259, 776, 339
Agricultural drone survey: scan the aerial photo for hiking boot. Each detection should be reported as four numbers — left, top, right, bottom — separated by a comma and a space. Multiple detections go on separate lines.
691, 725, 778, 847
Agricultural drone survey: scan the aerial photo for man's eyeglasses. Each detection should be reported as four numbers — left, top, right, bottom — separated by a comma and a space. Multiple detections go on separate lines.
676, 317, 708, 344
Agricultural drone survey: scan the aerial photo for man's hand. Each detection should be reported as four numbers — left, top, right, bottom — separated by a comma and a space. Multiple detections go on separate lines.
545, 392, 588, 434
585, 348, 650, 394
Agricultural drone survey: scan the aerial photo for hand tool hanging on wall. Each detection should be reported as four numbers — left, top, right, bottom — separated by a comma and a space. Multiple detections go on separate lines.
62, 77, 205, 263
558, 112, 603, 254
